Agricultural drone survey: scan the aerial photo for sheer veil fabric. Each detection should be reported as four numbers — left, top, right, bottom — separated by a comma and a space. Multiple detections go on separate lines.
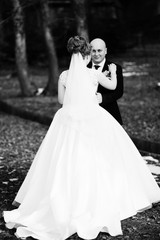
63, 53, 98, 118
3, 52, 160, 240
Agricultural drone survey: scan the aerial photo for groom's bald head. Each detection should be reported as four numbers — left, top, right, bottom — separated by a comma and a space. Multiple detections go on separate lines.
90, 38, 106, 48
90, 38, 107, 64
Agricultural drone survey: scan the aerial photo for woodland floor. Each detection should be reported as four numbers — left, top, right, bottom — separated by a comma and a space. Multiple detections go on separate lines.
0, 44, 160, 239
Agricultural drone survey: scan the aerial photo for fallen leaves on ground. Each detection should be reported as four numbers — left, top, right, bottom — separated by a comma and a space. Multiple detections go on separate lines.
0, 113, 160, 239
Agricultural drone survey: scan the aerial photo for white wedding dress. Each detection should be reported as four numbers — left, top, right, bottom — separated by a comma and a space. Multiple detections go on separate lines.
3, 53, 160, 240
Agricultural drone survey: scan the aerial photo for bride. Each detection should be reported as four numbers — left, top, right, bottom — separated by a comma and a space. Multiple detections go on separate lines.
3, 36, 160, 240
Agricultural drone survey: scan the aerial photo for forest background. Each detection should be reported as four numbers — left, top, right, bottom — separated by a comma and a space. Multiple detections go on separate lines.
0, 0, 160, 148
1, 2, 160, 239
1, 0, 160, 95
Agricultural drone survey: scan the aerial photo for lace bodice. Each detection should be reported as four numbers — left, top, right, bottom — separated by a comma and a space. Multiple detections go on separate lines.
59, 69, 99, 93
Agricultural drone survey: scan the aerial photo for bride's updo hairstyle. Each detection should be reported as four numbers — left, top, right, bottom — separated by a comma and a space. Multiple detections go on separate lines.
67, 36, 91, 58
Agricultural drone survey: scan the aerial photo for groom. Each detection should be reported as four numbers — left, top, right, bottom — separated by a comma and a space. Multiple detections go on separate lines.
88, 38, 123, 125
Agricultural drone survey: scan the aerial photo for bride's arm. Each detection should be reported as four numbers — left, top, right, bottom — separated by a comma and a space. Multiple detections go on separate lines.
58, 80, 65, 105
96, 64, 117, 90
58, 71, 67, 104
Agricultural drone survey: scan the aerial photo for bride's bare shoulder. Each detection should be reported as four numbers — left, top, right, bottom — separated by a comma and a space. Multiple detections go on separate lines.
59, 70, 68, 82
59, 70, 68, 78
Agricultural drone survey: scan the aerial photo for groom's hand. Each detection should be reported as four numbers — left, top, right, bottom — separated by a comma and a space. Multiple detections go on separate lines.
96, 92, 102, 104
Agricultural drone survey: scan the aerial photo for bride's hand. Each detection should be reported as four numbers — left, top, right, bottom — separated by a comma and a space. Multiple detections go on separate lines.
109, 63, 117, 74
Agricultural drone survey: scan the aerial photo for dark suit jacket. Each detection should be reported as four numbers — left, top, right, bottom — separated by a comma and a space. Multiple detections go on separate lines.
88, 60, 123, 125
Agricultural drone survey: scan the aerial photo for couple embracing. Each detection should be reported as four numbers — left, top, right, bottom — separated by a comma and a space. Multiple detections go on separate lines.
3, 36, 160, 240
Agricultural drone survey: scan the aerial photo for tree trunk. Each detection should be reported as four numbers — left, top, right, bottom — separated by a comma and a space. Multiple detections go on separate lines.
71, 0, 90, 41
0, 2, 3, 44
11, 0, 34, 97
40, 0, 59, 96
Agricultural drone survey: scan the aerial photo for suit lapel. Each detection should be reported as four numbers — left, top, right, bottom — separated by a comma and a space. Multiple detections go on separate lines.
87, 61, 92, 68
102, 60, 109, 72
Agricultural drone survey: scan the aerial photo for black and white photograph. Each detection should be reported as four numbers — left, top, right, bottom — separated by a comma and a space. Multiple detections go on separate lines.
0, 1, 160, 239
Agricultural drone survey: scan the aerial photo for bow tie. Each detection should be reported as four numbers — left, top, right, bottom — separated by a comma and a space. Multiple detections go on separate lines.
94, 65, 100, 70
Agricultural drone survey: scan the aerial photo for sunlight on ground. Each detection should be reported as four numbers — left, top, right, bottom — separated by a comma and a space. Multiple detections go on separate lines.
143, 156, 160, 184
122, 62, 150, 77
